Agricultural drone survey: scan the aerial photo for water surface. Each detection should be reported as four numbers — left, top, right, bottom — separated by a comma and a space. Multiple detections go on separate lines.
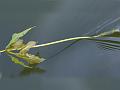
0, 0, 120, 90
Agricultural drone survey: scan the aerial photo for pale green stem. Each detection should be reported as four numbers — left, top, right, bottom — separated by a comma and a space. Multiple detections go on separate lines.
33, 36, 93, 48
0, 36, 98, 53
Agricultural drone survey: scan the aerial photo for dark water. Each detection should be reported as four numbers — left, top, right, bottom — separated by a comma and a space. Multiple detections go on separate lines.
0, 0, 120, 90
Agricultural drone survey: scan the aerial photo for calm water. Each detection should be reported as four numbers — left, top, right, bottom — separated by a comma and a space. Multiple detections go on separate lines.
0, 0, 120, 90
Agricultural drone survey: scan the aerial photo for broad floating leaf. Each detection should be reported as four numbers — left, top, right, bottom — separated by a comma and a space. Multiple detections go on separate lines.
6, 26, 36, 49
9, 55, 31, 68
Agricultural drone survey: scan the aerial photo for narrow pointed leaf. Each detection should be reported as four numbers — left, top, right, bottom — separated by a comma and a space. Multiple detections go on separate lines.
95, 28, 120, 38
9, 55, 32, 68
15, 53, 46, 64
6, 26, 36, 48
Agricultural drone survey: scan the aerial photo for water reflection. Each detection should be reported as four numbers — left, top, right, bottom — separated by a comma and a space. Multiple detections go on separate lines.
8, 65, 45, 78
19, 65, 45, 77
91, 38, 120, 51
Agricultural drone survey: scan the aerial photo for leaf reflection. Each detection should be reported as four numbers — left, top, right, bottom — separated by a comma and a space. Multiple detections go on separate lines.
19, 64, 45, 76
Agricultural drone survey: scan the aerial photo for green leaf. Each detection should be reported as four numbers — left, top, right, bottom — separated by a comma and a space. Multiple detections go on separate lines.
95, 28, 120, 38
9, 55, 32, 68
19, 41, 37, 55
15, 53, 46, 64
6, 26, 36, 49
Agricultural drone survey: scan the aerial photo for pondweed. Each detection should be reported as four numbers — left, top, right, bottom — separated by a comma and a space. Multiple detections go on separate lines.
0, 27, 120, 68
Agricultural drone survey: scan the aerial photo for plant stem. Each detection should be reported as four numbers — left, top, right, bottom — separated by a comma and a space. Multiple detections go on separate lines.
33, 36, 92, 48
0, 48, 18, 53
0, 36, 96, 53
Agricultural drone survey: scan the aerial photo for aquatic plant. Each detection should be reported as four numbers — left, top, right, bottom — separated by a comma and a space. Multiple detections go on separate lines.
0, 26, 120, 68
